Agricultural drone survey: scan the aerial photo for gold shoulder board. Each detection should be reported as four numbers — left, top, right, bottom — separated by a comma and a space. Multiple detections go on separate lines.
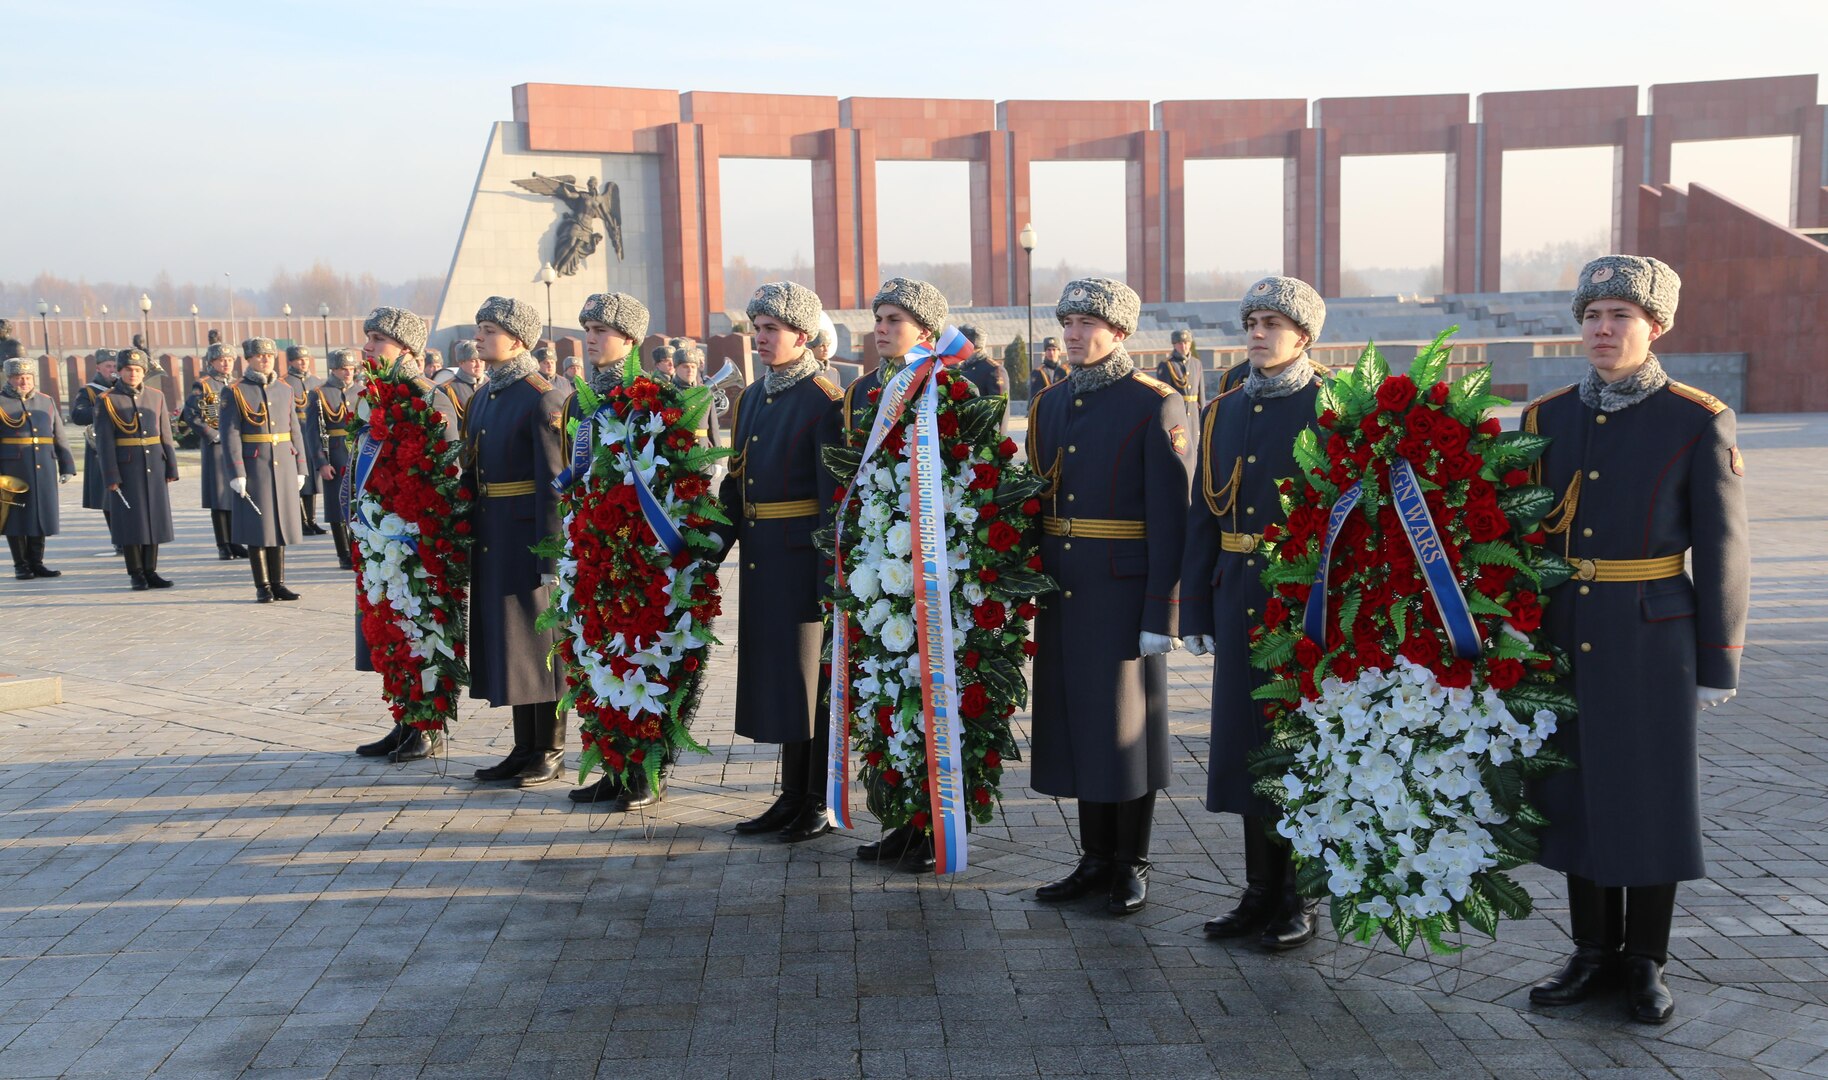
1131, 371, 1174, 398
1667, 381, 1726, 415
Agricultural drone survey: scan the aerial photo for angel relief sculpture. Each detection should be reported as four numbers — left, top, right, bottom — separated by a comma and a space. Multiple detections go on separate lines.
512, 173, 625, 277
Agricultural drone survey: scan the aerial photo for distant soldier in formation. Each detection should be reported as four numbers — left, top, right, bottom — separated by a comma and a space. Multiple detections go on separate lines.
672, 348, 720, 447
1156, 329, 1206, 417
653, 348, 677, 385
465, 297, 572, 787
422, 346, 444, 382
1, 354, 77, 580
180, 342, 244, 559
713, 281, 843, 842
1028, 335, 1068, 397
532, 342, 559, 384
439, 339, 482, 425
283, 345, 328, 535
955, 323, 1011, 403
94, 349, 179, 590
1182, 276, 1330, 950
222, 338, 307, 603
1525, 256, 1749, 1025
70, 350, 121, 542
1028, 277, 1193, 916
647, 343, 674, 378
308, 349, 362, 571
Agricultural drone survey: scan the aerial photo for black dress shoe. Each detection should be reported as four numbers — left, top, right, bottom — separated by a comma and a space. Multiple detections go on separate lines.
1203, 887, 1277, 938
857, 824, 920, 862
13, 568, 31, 581
217, 544, 236, 561
1108, 862, 1150, 915
1035, 858, 1114, 902
618, 771, 666, 811
1259, 896, 1320, 951
1623, 955, 1674, 1023
302, 520, 327, 536
30, 565, 60, 578
388, 728, 436, 763
778, 801, 833, 843
356, 723, 410, 758
129, 573, 150, 591
569, 775, 627, 804
1529, 946, 1620, 1006
144, 571, 173, 589
473, 747, 533, 782
254, 587, 274, 603
270, 584, 301, 601
513, 750, 564, 787
230, 544, 249, 558
735, 792, 803, 834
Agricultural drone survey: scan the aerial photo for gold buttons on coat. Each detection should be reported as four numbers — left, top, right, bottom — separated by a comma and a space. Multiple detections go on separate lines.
1068, 445, 1077, 453
1066, 493, 1075, 502
1245, 506, 1256, 516
1588, 470, 1600, 480
1064, 590, 1074, 599
1595, 414, 1607, 424
1578, 585, 1590, 595
1253, 404, 1263, 413
1581, 527, 1593, 538
1580, 642, 1592, 653
1074, 398, 1083, 407
1063, 542, 1072, 551
1247, 455, 1257, 464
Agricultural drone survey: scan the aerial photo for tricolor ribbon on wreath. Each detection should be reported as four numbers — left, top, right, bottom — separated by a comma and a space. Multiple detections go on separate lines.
828, 325, 975, 874
553, 402, 686, 557
1303, 456, 1483, 660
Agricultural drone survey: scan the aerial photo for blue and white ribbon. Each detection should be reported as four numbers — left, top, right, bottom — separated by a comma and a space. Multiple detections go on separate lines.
347, 430, 382, 525
554, 405, 686, 558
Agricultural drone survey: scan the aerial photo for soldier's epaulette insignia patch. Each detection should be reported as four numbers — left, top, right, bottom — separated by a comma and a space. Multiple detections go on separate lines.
812, 375, 842, 401
1668, 381, 1726, 415
411, 377, 434, 394
1131, 372, 1174, 398
1169, 424, 1189, 455
1526, 385, 1576, 411
524, 373, 553, 393
1215, 381, 1246, 402
1730, 447, 1746, 476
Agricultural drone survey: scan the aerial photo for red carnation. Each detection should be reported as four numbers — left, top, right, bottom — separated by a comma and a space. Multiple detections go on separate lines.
1376, 375, 1418, 414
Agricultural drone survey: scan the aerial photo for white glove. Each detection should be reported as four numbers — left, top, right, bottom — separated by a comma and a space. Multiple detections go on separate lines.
296, 475, 306, 491
1697, 686, 1736, 710
540, 573, 557, 589
1183, 634, 1216, 656
1138, 632, 1178, 656
59, 473, 73, 485
230, 476, 247, 497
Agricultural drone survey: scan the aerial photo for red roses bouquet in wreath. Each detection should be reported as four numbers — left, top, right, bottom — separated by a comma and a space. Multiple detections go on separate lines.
820, 348, 1053, 865
347, 358, 472, 733
1245, 329, 1576, 953
536, 359, 729, 793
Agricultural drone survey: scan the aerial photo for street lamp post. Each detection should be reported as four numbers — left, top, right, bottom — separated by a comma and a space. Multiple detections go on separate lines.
190, 304, 201, 355
139, 294, 153, 358
319, 303, 331, 356
224, 272, 236, 346
51, 305, 62, 359
283, 303, 293, 347
1018, 222, 1037, 394
539, 262, 557, 342
99, 305, 108, 350
35, 299, 49, 361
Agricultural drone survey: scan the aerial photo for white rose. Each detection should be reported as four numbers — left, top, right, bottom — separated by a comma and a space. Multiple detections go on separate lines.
848, 564, 881, 602
880, 614, 916, 653
885, 522, 913, 556
878, 559, 914, 597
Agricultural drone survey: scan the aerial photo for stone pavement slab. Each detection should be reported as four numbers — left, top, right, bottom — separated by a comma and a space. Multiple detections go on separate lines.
0, 416, 1824, 1078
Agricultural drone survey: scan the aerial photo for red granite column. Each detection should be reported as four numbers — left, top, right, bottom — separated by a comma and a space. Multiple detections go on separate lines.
1285, 129, 1326, 292
1162, 130, 1186, 302
855, 127, 880, 300
1614, 115, 1652, 251
1444, 124, 1481, 294
659, 121, 709, 337
970, 132, 1012, 307
1126, 130, 1164, 301
1797, 103, 1826, 228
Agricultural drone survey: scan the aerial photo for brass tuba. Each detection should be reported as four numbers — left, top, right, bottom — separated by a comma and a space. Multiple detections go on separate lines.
0, 475, 27, 533
705, 360, 744, 418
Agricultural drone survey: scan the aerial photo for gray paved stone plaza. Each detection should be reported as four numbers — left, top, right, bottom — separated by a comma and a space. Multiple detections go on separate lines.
1, 413, 1825, 1079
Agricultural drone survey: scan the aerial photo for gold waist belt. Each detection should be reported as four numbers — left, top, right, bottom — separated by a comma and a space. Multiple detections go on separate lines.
693, 429, 709, 439
242, 433, 290, 443
1042, 516, 1147, 539
1, 437, 52, 446
1220, 531, 1263, 553
1572, 553, 1686, 582
482, 480, 535, 498
325, 428, 349, 437
115, 436, 160, 447
746, 498, 819, 520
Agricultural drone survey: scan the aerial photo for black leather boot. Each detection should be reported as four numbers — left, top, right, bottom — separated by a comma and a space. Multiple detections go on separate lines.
124, 545, 148, 590
1259, 845, 1320, 950
331, 523, 354, 571
266, 548, 300, 601
1037, 801, 1117, 902
618, 767, 666, 811
355, 723, 410, 757
474, 704, 535, 781
1531, 875, 1623, 1005
1205, 816, 1281, 937
301, 495, 326, 535
9, 536, 30, 580
569, 773, 627, 804
1623, 883, 1677, 1023
1108, 792, 1155, 916
1623, 955, 1674, 1024
736, 789, 803, 834
778, 730, 832, 841
26, 536, 58, 577
142, 545, 172, 588
513, 701, 564, 787
212, 510, 234, 560
857, 824, 922, 863
779, 799, 833, 842
389, 727, 438, 763
249, 547, 274, 603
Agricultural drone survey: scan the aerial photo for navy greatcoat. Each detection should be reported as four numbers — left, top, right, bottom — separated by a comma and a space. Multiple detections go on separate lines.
712, 365, 843, 744
463, 366, 570, 708
94, 383, 178, 546
0, 387, 76, 536
179, 374, 236, 509
1180, 370, 1325, 814
219, 374, 306, 547
69, 378, 116, 511
1524, 378, 1749, 887
1027, 351, 1193, 802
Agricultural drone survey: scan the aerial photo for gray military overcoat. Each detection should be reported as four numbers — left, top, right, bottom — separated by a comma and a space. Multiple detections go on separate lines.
69, 380, 116, 511
94, 384, 178, 546
0, 389, 76, 536
179, 374, 236, 510
219, 374, 306, 547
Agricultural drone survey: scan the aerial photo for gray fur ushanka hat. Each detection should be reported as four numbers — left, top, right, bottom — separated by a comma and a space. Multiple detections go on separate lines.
871, 277, 949, 335
117, 348, 147, 369
285, 345, 314, 363
474, 296, 541, 351
1571, 254, 1680, 330
578, 292, 650, 343
204, 343, 235, 363
1240, 276, 1326, 344
1056, 277, 1140, 336
452, 339, 479, 363
365, 306, 430, 357
243, 337, 278, 359
4, 358, 33, 377
745, 281, 823, 337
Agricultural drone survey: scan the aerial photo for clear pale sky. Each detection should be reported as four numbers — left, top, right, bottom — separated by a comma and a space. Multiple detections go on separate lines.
2, 0, 1822, 287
